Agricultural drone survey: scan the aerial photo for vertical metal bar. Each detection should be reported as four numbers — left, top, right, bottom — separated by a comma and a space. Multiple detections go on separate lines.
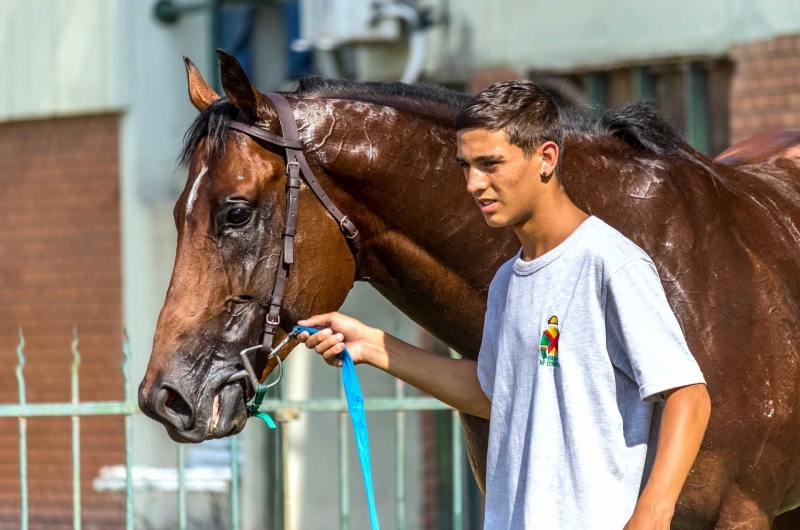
632, 66, 656, 101
451, 410, 463, 530
281, 366, 290, 530
281, 424, 290, 530
449, 349, 463, 530
339, 371, 350, 530
16, 329, 28, 530
684, 61, 709, 154
71, 328, 82, 530
395, 379, 406, 530
177, 444, 187, 530
230, 436, 240, 530
122, 331, 134, 530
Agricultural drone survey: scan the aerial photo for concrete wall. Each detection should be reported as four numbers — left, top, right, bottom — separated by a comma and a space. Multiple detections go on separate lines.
0, 0, 124, 121
422, 0, 800, 75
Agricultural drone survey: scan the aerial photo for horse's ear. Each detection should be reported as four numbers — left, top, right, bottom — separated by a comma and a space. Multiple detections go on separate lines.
217, 48, 262, 122
184, 57, 220, 112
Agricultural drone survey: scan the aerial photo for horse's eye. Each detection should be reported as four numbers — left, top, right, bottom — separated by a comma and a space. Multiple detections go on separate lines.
226, 207, 251, 226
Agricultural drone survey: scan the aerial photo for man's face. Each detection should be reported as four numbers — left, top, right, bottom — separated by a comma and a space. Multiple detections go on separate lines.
456, 128, 544, 229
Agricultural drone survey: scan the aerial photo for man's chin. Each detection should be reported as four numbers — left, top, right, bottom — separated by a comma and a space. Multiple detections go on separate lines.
483, 214, 508, 228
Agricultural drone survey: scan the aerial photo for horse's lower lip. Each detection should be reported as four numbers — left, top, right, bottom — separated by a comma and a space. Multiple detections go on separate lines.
205, 382, 245, 439
210, 393, 221, 432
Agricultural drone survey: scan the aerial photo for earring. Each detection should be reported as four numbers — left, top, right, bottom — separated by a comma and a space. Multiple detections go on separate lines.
540, 170, 548, 177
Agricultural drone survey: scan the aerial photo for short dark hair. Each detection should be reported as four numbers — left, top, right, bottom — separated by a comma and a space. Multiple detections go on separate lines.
455, 80, 564, 176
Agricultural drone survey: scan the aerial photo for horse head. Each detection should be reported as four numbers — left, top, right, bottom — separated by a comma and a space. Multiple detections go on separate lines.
138, 51, 357, 442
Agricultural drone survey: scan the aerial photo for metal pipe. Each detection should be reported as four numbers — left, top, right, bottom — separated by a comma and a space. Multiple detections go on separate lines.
450, 348, 463, 530
178, 445, 187, 529
231, 436, 241, 530
339, 371, 350, 530
16, 329, 28, 530
395, 379, 406, 530
71, 328, 82, 530
122, 332, 134, 530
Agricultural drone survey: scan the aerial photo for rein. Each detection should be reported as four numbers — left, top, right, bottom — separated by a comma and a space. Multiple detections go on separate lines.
222, 93, 379, 529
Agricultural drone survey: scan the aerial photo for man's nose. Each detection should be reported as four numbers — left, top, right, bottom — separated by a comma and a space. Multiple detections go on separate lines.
465, 168, 486, 195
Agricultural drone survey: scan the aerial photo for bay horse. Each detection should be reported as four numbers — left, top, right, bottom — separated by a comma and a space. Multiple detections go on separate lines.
139, 50, 800, 529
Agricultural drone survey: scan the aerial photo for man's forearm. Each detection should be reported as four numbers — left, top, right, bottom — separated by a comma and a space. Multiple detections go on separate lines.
635, 383, 711, 519
363, 329, 491, 418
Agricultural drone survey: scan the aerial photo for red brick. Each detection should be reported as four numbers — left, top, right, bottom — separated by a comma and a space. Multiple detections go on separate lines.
730, 35, 800, 142
0, 114, 124, 527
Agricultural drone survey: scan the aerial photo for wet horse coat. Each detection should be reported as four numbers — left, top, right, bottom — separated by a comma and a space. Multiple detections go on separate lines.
140, 53, 800, 529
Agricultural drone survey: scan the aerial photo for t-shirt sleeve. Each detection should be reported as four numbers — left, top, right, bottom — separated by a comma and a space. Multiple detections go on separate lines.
477, 270, 506, 401
476, 310, 496, 401
605, 258, 706, 402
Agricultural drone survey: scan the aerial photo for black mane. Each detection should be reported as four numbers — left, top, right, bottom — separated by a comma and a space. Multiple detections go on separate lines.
180, 77, 698, 168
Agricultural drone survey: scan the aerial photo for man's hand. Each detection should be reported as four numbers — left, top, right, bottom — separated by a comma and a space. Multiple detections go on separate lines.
622, 502, 673, 530
296, 313, 380, 367
295, 312, 492, 418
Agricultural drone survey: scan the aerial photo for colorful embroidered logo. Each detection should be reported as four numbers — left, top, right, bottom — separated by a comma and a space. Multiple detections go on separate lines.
539, 315, 560, 367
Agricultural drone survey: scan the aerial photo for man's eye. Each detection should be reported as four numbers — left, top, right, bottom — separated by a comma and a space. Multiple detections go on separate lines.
226, 207, 251, 226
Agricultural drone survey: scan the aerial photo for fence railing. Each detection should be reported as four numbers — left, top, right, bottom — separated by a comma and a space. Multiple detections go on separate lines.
1, 329, 469, 529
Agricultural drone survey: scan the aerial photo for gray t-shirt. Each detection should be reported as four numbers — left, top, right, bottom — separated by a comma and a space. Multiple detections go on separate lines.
477, 216, 706, 530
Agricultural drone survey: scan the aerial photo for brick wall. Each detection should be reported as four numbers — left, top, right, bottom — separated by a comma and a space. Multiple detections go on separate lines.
730, 34, 800, 144
0, 115, 124, 529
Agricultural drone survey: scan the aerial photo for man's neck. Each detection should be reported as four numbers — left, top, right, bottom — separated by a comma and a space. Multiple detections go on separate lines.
514, 198, 590, 262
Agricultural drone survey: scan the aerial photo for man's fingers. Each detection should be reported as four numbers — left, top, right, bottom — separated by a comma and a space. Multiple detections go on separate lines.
322, 348, 345, 366
298, 313, 337, 329
303, 328, 332, 349
314, 334, 344, 354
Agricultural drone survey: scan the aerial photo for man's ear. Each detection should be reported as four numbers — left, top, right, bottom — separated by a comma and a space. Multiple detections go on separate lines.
540, 141, 560, 176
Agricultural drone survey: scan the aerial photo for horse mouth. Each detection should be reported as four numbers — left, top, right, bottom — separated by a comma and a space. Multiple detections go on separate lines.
204, 381, 247, 440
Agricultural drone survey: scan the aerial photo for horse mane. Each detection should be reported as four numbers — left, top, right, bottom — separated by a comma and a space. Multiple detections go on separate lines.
180, 77, 703, 169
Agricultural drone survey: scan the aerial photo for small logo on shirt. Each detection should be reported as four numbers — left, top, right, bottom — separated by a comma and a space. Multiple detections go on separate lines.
539, 315, 560, 368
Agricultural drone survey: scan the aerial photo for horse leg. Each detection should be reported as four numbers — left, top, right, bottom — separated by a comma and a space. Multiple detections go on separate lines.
713, 487, 770, 530
459, 412, 490, 493
772, 506, 800, 529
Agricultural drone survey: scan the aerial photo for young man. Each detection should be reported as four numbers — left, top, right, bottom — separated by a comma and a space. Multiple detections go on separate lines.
297, 80, 711, 530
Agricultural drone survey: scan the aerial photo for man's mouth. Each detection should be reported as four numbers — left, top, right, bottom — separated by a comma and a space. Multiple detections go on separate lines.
477, 198, 498, 213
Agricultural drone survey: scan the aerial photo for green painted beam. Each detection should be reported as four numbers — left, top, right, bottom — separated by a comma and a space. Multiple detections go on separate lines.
585, 72, 609, 116
632, 67, 656, 101
684, 62, 709, 154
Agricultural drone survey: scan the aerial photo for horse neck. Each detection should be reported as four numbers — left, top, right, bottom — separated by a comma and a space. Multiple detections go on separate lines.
296, 98, 519, 357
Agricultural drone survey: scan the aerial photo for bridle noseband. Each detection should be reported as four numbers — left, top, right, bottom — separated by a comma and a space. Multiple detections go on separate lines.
224, 92, 360, 405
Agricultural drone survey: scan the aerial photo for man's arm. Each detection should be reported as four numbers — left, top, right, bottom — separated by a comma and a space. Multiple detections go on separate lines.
296, 312, 492, 419
625, 383, 711, 529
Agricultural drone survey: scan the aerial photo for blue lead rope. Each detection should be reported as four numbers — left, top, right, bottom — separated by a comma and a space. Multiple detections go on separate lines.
292, 326, 380, 529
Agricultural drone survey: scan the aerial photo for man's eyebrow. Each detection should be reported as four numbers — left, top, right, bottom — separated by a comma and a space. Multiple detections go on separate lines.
455, 154, 505, 164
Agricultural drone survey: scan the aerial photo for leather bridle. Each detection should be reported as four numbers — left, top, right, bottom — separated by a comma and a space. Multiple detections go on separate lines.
223, 92, 360, 395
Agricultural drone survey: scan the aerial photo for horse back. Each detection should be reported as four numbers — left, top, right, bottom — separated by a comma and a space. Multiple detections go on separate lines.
715, 129, 800, 166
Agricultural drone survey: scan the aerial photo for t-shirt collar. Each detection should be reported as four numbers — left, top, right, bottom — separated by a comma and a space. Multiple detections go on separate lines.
512, 216, 601, 276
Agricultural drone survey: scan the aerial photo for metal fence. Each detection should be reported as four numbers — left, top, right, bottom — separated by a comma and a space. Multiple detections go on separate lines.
0, 329, 469, 530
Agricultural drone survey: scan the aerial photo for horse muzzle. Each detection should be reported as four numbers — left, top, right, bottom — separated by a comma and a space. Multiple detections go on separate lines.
138, 372, 248, 443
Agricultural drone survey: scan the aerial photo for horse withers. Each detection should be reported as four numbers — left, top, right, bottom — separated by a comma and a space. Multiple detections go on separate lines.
140, 50, 800, 529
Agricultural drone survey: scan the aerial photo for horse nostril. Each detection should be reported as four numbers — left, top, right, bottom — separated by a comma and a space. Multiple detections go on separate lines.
164, 388, 192, 418
154, 385, 194, 432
